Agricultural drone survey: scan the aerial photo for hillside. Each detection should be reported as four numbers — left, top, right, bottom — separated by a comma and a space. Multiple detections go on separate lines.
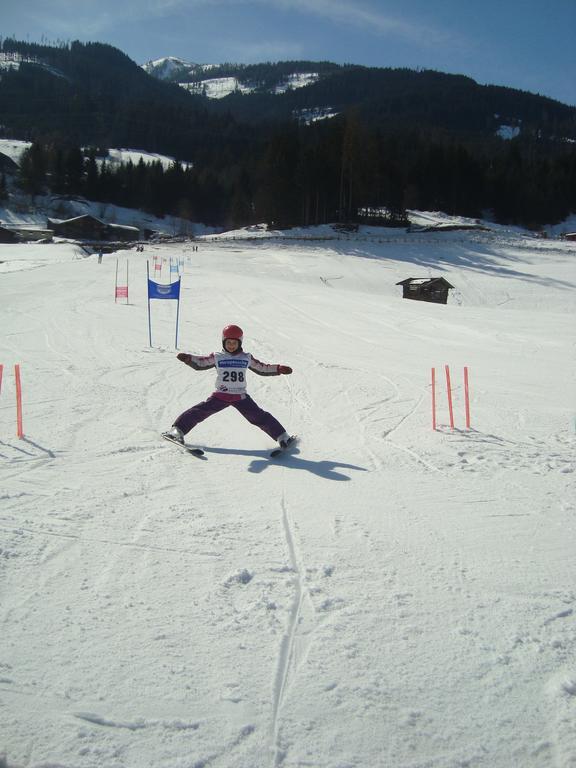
2, 39, 576, 229
144, 57, 576, 140
0, 223, 575, 767
0, 41, 239, 162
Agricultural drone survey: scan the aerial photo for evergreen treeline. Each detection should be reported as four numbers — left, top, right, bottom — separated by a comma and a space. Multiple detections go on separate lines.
181, 62, 576, 141
181, 60, 342, 90
0, 38, 248, 162
17, 122, 576, 229
4, 37, 576, 228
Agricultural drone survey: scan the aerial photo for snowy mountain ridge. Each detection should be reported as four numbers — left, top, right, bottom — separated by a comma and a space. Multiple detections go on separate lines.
143, 56, 322, 99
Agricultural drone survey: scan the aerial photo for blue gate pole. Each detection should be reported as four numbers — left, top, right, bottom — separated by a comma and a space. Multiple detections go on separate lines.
147, 261, 153, 347
174, 278, 181, 349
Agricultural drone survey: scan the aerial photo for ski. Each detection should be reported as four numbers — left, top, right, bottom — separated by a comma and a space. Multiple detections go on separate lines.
270, 435, 298, 458
162, 433, 205, 457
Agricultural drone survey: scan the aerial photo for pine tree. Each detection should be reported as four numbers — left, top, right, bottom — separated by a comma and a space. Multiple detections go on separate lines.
18, 142, 47, 197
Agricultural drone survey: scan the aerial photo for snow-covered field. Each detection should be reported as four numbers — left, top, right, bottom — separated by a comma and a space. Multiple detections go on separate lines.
1, 225, 575, 768
0, 141, 192, 172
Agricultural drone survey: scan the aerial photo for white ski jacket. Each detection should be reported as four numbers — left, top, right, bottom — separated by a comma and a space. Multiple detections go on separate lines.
183, 351, 281, 397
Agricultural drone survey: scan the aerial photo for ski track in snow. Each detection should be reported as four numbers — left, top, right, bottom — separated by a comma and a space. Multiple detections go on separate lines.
269, 490, 314, 766
221, 289, 317, 764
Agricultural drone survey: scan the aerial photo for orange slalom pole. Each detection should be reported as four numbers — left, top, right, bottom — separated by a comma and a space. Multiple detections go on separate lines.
445, 364, 454, 429
431, 367, 437, 430
15, 364, 24, 438
464, 366, 471, 430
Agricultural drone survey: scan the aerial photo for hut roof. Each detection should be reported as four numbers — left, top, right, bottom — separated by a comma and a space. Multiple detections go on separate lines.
48, 214, 104, 226
396, 277, 455, 289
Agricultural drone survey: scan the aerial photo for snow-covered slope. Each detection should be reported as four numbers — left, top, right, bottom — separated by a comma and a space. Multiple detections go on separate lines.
143, 57, 322, 99
142, 56, 200, 81
101, 149, 193, 171
0, 225, 575, 768
180, 76, 255, 99
180, 72, 322, 99
0, 140, 32, 166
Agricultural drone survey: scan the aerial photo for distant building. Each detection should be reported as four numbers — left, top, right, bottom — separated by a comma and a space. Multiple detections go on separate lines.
0, 225, 21, 243
561, 232, 576, 242
0, 152, 19, 174
5, 227, 53, 242
47, 214, 140, 242
106, 223, 140, 242
396, 277, 455, 305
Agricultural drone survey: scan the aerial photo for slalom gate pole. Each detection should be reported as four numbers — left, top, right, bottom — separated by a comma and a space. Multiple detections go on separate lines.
431, 367, 437, 430
115, 258, 119, 303
445, 364, 455, 429
464, 366, 471, 429
147, 261, 153, 347
126, 260, 129, 304
15, 364, 24, 438
174, 280, 181, 349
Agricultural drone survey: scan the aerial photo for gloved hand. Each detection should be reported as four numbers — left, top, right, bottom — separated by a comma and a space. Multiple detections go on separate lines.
278, 365, 292, 375
177, 353, 192, 365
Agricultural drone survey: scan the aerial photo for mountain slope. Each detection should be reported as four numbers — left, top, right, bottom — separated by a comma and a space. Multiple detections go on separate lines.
0, 40, 236, 161
145, 57, 576, 139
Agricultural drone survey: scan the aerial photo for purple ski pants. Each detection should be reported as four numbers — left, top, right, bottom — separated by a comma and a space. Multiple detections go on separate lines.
174, 394, 286, 441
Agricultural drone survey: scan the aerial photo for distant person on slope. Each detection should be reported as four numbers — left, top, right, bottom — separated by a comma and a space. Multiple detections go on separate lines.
162, 324, 294, 448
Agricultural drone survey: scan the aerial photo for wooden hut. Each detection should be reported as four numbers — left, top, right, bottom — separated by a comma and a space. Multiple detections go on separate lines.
0, 225, 21, 243
47, 215, 139, 242
396, 277, 454, 305
48, 215, 108, 240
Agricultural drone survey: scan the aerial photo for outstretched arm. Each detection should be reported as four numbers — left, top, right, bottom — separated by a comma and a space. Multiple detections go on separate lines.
249, 357, 293, 377
176, 352, 216, 371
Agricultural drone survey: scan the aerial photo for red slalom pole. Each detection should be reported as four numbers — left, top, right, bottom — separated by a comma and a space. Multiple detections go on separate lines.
445, 364, 454, 429
464, 366, 471, 429
431, 367, 437, 430
15, 364, 24, 438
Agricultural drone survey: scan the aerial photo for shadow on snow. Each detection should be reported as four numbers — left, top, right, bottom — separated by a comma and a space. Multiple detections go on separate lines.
201, 445, 367, 481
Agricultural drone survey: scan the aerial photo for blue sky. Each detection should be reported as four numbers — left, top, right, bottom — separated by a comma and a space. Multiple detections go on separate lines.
3, 0, 575, 105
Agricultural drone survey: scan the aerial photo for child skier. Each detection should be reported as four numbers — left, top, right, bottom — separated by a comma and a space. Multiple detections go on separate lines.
163, 324, 294, 448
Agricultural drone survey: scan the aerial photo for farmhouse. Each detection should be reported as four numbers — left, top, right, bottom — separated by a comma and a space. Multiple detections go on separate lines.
47, 215, 139, 242
396, 277, 454, 305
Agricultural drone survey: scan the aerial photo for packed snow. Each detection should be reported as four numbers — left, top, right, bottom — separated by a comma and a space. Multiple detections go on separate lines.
0, 218, 575, 768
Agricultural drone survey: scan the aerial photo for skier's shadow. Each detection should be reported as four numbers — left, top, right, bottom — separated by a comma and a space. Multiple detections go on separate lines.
202, 446, 367, 481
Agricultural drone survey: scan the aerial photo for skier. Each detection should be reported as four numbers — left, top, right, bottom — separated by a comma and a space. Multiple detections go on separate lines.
163, 324, 294, 449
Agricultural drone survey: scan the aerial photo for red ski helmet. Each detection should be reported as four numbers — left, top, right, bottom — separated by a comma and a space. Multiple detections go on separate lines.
222, 324, 243, 352
222, 324, 243, 342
